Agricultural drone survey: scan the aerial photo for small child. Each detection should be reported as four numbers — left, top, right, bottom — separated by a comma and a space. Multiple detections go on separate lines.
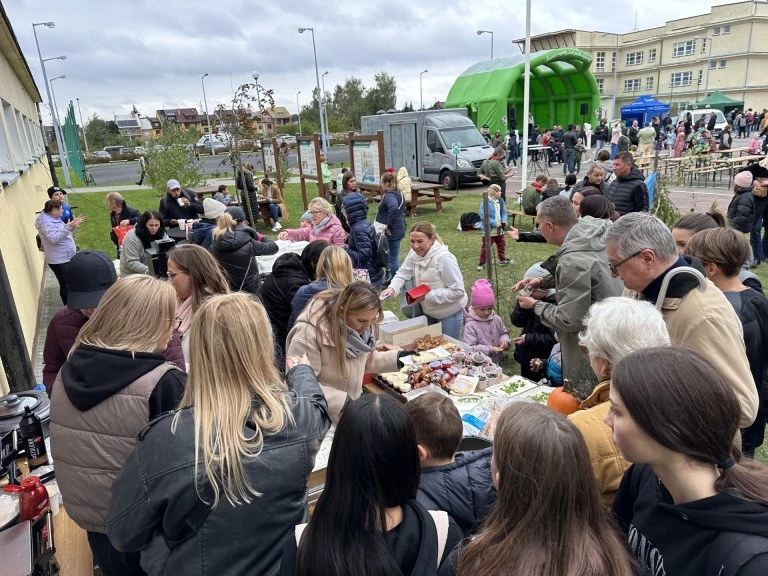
405, 392, 496, 536
574, 138, 586, 173
673, 132, 686, 158
728, 171, 756, 266
213, 184, 235, 206
477, 184, 511, 269
749, 135, 761, 155
463, 279, 510, 365
299, 211, 312, 229
530, 335, 563, 387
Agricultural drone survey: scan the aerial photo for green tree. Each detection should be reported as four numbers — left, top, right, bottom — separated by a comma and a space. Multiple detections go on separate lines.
144, 122, 203, 193
84, 115, 124, 149
365, 72, 397, 116
276, 124, 299, 135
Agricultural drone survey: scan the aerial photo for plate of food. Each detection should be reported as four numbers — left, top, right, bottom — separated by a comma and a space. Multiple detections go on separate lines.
486, 375, 539, 398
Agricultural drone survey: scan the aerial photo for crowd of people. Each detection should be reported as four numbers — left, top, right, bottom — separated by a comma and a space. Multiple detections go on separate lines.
33, 137, 768, 575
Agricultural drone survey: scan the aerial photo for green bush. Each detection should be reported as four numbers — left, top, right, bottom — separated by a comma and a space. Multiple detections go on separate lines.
144, 123, 203, 194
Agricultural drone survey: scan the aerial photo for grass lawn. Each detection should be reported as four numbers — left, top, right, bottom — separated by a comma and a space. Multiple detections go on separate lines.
67, 183, 768, 462
54, 166, 87, 188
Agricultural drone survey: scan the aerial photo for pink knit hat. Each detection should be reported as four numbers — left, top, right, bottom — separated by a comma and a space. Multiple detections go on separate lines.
734, 171, 754, 189
471, 279, 495, 308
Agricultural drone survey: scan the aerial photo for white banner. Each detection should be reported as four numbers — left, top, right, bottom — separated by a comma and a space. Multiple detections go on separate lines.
299, 140, 318, 177
263, 142, 276, 173
353, 140, 380, 185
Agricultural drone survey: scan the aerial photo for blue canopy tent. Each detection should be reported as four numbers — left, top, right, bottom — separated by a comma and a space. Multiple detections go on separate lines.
620, 95, 670, 126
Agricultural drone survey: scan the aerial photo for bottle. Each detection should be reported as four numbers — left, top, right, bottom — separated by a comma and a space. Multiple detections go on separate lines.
19, 476, 49, 522
19, 406, 48, 470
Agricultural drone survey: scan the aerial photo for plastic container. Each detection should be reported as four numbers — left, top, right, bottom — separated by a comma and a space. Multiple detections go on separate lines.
19, 406, 48, 470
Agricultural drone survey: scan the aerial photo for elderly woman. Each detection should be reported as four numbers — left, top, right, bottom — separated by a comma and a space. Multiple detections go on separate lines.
106, 191, 141, 252
278, 197, 346, 246
572, 164, 608, 195
569, 297, 670, 504
35, 199, 85, 305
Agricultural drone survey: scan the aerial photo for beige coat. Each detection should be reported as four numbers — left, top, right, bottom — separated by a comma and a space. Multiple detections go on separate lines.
568, 381, 629, 505
261, 183, 289, 220
625, 279, 758, 428
286, 300, 399, 423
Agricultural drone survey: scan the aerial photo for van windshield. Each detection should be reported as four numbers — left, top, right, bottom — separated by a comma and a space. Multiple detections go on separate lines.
439, 127, 487, 148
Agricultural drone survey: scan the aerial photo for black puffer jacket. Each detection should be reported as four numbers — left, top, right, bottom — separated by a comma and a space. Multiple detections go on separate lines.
416, 448, 496, 537
342, 193, 383, 285
106, 364, 330, 576
606, 166, 648, 216
235, 170, 260, 225
510, 297, 557, 380
728, 188, 756, 233
261, 253, 314, 359
210, 226, 278, 294
572, 176, 609, 195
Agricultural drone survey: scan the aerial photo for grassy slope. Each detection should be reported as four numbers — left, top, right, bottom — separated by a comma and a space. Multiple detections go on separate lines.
67, 183, 768, 462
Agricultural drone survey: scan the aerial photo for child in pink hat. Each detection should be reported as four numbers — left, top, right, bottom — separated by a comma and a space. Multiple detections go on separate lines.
462, 278, 510, 365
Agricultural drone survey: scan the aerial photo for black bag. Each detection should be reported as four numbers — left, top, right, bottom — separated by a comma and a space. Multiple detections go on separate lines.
372, 229, 390, 270
459, 212, 481, 231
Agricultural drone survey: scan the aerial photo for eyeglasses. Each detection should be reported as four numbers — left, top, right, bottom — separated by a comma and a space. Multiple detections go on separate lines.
309, 210, 324, 216
608, 250, 644, 273
173, 316, 182, 330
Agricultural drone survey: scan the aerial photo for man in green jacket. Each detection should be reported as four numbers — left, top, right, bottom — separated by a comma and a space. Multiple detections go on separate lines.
513, 196, 623, 398
521, 174, 548, 215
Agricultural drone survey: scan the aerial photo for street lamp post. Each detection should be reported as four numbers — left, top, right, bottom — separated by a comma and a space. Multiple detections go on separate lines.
476, 29, 494, 60
298, 27, 328, 152
296, 91, 302, 136
322, 71, 330, 142
49, 75, 68, 170
76, 97, 88, 156
419, 69, 429, 111
33, 21, 70, 186
201, 73, 215, 156
251, 71, 266, 139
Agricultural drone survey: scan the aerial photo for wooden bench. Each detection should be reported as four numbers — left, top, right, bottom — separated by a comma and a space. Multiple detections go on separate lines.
507, 209, 536, 228
358, 182, 457, 217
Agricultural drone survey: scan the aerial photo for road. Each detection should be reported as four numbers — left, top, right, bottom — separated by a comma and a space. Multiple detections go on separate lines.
86, 147, 350, 185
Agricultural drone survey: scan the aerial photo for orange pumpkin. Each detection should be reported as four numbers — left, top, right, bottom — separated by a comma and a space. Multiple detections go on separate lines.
546, 387, 581, 415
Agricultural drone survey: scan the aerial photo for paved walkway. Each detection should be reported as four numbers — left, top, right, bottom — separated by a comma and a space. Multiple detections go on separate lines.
31, 267, 63, 384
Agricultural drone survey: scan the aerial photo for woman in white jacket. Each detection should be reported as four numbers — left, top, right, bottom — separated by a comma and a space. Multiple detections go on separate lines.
380, 221, 468, 339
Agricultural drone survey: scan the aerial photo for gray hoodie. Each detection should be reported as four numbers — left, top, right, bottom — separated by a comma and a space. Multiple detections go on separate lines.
533, 217, 624, 398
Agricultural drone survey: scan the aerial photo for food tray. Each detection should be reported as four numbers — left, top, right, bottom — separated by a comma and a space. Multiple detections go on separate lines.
486, 376, 539, 398
371, 374, 408, 404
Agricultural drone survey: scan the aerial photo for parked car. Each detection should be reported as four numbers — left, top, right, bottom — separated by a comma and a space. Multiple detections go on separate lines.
134, 146, 146, 154
237, 139, 258, 149
118, 147, 134, 155
196, 135, 230, 151
281, 135, 297, 145
93, 151, 111, 160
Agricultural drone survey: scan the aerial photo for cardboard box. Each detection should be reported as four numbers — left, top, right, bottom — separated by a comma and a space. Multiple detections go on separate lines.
379, 316, 443, 346
406, 284, 430, 304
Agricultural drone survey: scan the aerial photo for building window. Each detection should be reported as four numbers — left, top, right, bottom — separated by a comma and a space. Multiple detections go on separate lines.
595, 51, 605, 72
713, 27, 720, 36
0, 108, 14, 172
670, 71, 692, 87
719, 60, 727, 68
596, 78, 604, 93
698, 70, 704, 85
673, 40, 696, 57
626, 51, 644, 66
701, 39, 707, 53
2, 100, 24, 167
612, 51, 616, 71
648, 48, 657, 63
723, 25, 731, 35
709, 60, 717, 70
646, 77, 655, 90
624, 78, 641, 92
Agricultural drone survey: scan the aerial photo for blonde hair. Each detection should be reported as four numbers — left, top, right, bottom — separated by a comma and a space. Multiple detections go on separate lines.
73, 276, 176, 353
308, 197, 333, 217
212, 212, 237, 240
175, 293, 293, 507
310, 283, 383, 377
315, 246, 354, 287
167, 244, 230, 310
410, 221, 443, 244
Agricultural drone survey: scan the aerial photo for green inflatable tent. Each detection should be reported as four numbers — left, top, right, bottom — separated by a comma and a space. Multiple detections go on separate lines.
445, 48, 601, 136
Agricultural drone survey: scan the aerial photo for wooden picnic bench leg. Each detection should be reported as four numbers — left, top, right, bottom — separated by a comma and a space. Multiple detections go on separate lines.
434, 188, 443, 213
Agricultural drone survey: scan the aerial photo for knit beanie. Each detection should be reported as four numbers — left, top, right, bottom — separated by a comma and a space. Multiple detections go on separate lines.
471, 278, 495, 308
734, 171, 754, 190
203, 197, 226, 219
300, 211, 312, 223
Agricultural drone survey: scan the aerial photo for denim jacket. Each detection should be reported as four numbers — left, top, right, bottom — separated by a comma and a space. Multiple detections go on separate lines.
106, 365, 331, 576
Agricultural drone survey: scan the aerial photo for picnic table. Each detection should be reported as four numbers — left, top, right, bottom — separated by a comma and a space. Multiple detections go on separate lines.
359, 181, 457, 217
712, 154, 764, 187
188, 185, 219, 200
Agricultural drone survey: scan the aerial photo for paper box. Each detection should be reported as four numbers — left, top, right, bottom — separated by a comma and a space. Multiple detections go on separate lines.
379, 316, 443, 346
406, 284, 430, 304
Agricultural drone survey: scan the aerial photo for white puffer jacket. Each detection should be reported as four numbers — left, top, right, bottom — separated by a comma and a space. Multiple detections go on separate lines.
388, 241, 468, 319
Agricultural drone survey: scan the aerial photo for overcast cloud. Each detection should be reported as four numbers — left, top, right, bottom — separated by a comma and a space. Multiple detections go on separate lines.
6, 0, 726, 125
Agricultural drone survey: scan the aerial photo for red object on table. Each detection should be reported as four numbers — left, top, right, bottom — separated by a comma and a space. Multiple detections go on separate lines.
19, 476, 49, 522
406, 284, 430, 305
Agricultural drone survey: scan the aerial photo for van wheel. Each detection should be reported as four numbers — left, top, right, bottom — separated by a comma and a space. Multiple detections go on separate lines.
441, 170, 456, 190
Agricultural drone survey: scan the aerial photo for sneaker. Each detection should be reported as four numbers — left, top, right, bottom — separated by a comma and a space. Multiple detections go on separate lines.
477, 264, 484, 271
498, 259, 513, 266
271, 222, 282, 232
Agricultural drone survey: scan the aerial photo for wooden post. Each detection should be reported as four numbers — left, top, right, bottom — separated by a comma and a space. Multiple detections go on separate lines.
482, 191, 494, 279
0, 250, 35, 391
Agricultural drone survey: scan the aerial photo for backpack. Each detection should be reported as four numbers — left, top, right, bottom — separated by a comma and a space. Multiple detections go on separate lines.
372, 228, 390, 269
706, 531, 768, 576
459, 212, 481, 231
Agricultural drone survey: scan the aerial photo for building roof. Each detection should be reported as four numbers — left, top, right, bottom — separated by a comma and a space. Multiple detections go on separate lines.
114, 115, 140, 129
176, 107, 203, 122
0, 4, 43, 102
266, 106, 291, 118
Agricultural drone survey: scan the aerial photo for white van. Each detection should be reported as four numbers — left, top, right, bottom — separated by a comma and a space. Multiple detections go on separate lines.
673, 109, 727, 137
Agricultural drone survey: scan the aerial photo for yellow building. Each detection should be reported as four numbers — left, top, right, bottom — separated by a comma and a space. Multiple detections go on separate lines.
513, 0, 768, 118
0, 6, 54, 393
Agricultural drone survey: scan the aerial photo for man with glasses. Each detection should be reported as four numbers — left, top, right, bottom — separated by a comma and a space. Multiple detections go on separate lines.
604, 212, 757, 429
512, 196, 622, 397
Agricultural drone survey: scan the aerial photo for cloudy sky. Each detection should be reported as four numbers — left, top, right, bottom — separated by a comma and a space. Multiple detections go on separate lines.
7, 0, 729, 125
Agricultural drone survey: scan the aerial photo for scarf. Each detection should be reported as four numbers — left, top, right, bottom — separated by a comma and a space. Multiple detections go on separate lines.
313, 215, 330, 236
345, 325, 375, 358
176, 297, 195, 336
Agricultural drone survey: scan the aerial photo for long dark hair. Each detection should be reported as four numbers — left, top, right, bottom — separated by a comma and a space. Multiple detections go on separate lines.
580, 195, 618, 220
456, 403, 636, 576
612, 347, 768, 503
135, 210, 166, 248
295, 394, 420, 576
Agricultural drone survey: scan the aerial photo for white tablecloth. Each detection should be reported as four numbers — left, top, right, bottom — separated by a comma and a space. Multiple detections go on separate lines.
256, 240, 309, 275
